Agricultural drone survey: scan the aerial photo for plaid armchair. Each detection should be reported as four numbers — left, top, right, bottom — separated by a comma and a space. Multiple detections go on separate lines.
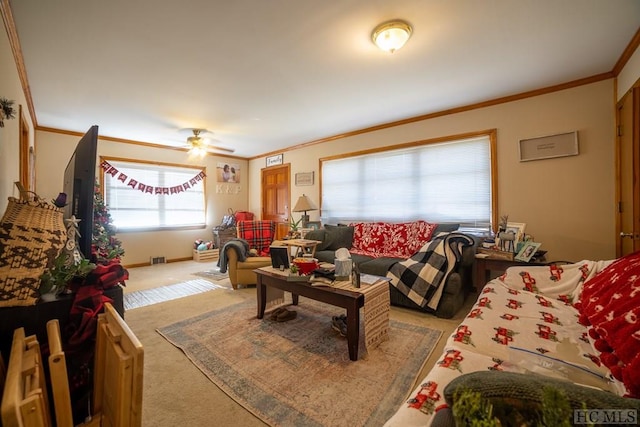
224, 220, 277, 289
237, 220, 276, 256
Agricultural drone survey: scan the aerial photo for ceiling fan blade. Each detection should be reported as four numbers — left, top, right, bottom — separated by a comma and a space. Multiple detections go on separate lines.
206, 144, 236, 153
174, 128, 235, 153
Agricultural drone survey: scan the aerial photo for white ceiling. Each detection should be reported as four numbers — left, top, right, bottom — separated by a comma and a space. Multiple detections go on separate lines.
9, 0, 640, 158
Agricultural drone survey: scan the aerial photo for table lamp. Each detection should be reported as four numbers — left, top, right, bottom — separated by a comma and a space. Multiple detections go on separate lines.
292, 194, 317, 227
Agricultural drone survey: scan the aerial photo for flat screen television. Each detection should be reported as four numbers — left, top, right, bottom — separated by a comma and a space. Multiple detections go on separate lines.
63, 125, 99, 259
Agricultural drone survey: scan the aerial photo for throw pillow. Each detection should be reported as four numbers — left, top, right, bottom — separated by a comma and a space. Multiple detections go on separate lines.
578, 251, 640, 397
351, 222, 386, 255
323, 224, 354, 251
403, 221, 437, 256
433, 223, 460, 235
304, 229, 329, 251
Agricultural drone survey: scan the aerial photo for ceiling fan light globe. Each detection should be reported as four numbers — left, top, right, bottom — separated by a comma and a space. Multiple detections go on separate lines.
189, 145, 206, 157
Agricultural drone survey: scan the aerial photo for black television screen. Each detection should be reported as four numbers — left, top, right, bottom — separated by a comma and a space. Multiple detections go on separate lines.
63, 125, 99, 259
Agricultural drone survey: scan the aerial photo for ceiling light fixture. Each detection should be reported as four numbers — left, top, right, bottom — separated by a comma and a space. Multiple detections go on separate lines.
372, 20, 412, 53
187, 129, 208, 157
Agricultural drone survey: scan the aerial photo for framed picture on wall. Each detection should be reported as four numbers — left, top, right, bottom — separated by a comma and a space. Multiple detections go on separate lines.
295, 172, 314, 186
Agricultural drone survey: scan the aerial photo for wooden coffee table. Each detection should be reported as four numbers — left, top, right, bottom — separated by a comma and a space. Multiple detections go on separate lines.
255, 267, 365, 361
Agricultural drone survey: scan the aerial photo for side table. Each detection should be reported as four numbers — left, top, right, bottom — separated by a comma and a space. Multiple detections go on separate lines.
474, 256, 546, 289
279, 239, 322, 258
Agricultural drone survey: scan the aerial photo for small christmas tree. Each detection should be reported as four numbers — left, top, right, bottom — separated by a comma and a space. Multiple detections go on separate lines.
92, 180, 125, 263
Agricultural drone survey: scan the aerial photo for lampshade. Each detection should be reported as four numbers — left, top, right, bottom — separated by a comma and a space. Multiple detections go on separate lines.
293, 194, 317, 213
372, 20, 412, 53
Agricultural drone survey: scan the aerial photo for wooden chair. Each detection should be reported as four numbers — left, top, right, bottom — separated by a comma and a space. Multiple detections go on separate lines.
1, 327, 52, 427
46, 303, 143, 427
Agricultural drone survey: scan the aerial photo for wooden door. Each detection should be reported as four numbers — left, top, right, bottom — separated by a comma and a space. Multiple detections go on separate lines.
617, 85, 640, 256
261, 164, 291, 240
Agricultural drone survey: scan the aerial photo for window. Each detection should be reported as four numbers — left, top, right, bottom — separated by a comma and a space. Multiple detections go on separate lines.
320, 131, 496, 232
102, 158, 206, 231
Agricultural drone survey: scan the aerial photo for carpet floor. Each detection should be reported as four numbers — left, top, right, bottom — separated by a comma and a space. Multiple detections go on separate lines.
124, 279, 224, 310
157, 298, 442, 427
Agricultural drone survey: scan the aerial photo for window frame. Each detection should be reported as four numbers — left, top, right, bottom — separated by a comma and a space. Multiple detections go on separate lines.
99, 156, 207, 232
318, 129, 498, 232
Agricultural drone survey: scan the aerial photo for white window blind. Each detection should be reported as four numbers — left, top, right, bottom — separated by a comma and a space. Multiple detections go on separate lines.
104, 160, 206, 231
321, 135, 493, 231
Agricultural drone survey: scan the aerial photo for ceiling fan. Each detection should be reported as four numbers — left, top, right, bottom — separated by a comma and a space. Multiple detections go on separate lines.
184, 128, 235, 155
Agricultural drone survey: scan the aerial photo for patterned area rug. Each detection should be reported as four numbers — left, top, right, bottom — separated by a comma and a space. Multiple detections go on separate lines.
124, 279, 223, 310
192, 268, 229, 281
157, 299, 442, 427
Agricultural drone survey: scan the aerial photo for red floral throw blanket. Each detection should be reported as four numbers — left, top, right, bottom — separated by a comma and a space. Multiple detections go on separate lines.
577, 251, 640, 398
350, 220, 436, 259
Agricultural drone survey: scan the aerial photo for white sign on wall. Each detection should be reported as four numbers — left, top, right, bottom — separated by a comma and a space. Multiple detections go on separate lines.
519, 131, 579, 162
266, 154, 283, 167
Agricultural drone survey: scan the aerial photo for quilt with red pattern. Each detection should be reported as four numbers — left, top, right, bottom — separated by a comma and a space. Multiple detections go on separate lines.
383, 257, 640, 427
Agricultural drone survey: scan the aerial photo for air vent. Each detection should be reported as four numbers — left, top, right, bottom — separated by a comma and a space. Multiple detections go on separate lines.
150, 256, 166, 265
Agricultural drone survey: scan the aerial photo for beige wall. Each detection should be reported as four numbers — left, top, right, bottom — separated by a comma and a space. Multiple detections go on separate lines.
4, 14, 639, 266
248, 80, 617, 263
0, 25, 35, 213
34, 130, 249, 266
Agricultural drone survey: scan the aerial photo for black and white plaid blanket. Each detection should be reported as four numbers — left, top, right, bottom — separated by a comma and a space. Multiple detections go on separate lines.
386, 232, 475, 310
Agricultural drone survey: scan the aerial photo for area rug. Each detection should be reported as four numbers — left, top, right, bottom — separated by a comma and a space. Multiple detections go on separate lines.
124, 279, 223, 310
192, 268, 229, 281
157, 298, 442, 427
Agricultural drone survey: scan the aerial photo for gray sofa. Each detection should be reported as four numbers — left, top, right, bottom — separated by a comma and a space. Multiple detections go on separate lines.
304, 224, 479, 319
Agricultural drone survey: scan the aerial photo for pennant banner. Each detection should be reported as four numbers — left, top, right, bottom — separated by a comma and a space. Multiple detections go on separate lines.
101, 160, 206, 196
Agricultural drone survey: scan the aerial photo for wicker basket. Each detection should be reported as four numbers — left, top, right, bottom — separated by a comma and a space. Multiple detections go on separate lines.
0, 193, 66, 307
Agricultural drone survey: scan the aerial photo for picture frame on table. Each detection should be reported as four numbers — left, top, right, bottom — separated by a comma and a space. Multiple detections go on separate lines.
515, 241, 541, 262
306, 221, 321, 230
505, 222, 526, 245
269, 246, 290, 269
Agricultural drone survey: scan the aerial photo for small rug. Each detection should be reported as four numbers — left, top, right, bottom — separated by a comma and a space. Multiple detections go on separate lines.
124, 279, 223, 310
157, 299, 442, 427
192, 268, 229, 281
